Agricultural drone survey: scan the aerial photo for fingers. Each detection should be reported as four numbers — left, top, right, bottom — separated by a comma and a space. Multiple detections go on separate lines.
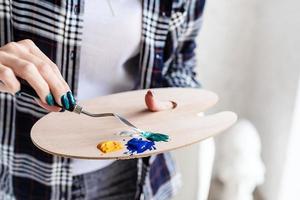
17, 40, 75, 109
0, 51, 51, 101
17, 39, 66, 83
11, 47, 70, 106
35, 99, 62, 112
145, 90, 176, 112
32, 57, 70, 108
0, 64, 20, 94
0, 40, 76, 111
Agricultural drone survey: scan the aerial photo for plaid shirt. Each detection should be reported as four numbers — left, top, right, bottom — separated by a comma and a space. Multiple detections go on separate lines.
0, 0, 205, 199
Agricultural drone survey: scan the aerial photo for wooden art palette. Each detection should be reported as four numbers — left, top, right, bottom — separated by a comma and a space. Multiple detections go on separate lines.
31, 88, 237, 159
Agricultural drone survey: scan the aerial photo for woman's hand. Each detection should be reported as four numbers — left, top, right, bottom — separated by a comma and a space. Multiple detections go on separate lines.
0, 39, 75, 112
145, 90, 176, 112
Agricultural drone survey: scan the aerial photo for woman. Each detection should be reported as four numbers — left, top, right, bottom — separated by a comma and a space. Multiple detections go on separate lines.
0, 0, 205, 199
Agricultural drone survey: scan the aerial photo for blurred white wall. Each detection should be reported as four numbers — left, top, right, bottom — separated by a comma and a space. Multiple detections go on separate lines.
279, 78, 300, 199
196, 0, 300, 199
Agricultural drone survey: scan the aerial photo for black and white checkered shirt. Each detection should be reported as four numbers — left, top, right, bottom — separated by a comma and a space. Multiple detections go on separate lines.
0, 0, 205, 199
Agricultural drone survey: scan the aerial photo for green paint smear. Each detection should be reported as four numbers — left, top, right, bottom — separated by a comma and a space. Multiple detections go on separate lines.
141, 131, 169, 142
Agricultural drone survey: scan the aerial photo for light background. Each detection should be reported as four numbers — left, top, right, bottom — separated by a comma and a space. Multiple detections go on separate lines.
194, 0, 300, 199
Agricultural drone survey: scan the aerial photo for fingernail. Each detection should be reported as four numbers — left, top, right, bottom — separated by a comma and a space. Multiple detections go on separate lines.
147, 90, 153, 97
61, 94, 70, 110
66, 91, 76, 109
45, 93, 55, 106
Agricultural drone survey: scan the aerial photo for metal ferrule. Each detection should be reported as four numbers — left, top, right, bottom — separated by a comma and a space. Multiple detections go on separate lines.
73, 104, 83, 114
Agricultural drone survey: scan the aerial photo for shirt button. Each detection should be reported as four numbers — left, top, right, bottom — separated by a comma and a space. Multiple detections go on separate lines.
74, 4, 79, 15
156, 54, 161, 59
70, 50, 75, 59
162, 12, 166, 17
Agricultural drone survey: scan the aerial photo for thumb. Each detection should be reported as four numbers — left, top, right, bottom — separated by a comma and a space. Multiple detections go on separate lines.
145, 90, 176, 112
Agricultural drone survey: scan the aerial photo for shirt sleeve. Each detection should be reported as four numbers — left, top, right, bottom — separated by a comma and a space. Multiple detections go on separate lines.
164, 0, 205, 88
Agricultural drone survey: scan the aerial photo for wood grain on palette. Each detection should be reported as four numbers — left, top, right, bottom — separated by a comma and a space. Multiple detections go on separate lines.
31, 88, 237, 159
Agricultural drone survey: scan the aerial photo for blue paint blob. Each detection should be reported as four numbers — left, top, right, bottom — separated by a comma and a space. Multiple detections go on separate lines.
126, 138, 156, 154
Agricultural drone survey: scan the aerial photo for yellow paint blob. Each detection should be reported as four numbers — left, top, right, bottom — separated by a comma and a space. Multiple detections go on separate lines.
97, 141, 123, 153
